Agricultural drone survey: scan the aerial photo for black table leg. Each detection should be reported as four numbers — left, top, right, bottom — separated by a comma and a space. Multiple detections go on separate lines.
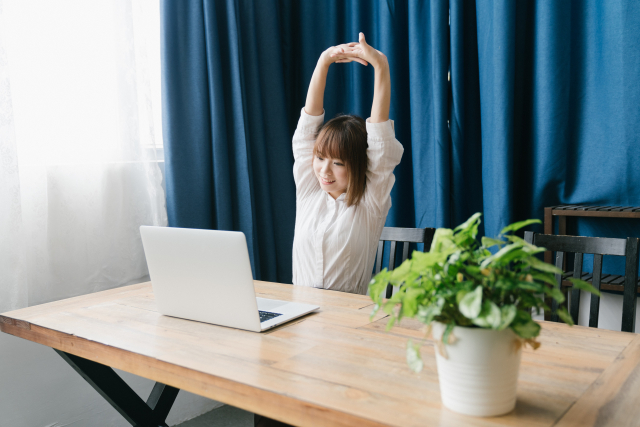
55, 350, 179, 427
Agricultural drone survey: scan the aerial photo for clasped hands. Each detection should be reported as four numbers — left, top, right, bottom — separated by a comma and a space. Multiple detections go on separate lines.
320, 32, 387, 69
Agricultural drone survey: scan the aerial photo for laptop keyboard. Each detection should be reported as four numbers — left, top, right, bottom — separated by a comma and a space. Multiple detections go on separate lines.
259, 311, 282, 323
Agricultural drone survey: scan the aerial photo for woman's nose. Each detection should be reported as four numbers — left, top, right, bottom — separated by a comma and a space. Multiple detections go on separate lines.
321, 162, 331, 174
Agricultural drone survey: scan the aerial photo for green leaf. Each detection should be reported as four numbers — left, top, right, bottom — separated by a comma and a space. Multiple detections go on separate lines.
454, 212, 482, 233
430, 228, 455, 252
498, 249, 533, 265
387, 288, 406, 306
530, 271, 559, 286
442, 323, 455, 344
472, 300, 502, 329
463, 265, 482, 277
456, 289, 469, 304
481, 236, 506, 248
543, 286, 565, 304
410, 251, 443, 273
528, 256, 563, 275
385, 315, 396, 331
459, 286, 483, 319
557, 307, 575, 326
369, 303, 380, 321
500, 219, 541, 235
401, 287, 425, 317
390, 259, 412, 282
383, 300, 396, 315
503, 234, 529, 245
368, 269, 391, 303
498, 305, 517, 330
480, 243, 522, 269
416, 304, 441, 324
511, 318, 541, 339
568, 278, 601, 296
516, 281, 543, 292
406, 340, 424, 373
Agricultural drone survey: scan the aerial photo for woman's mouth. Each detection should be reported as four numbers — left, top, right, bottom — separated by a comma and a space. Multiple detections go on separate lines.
319, 177, 335, 185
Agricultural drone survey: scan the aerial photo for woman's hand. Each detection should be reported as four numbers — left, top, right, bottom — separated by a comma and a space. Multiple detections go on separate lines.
306, 44, 363, 116
321, 43, 369, 67
331, 33, 388, 70
304, 36, 386, 117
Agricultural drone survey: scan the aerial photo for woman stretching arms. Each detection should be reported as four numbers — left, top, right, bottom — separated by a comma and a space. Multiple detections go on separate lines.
291, 33, 404, 295
255, 33, 404, 427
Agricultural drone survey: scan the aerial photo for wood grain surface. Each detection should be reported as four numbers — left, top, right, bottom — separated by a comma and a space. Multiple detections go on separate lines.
1, 281, 637, 427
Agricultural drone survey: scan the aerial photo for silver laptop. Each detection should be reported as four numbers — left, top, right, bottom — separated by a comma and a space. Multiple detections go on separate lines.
139, 226, 319, 332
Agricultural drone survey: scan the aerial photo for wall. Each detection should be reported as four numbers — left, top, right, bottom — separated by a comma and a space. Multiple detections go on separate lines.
577, 292, 640, 331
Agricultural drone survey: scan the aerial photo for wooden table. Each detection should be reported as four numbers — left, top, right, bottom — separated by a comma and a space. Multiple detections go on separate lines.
2, 282, 640, 427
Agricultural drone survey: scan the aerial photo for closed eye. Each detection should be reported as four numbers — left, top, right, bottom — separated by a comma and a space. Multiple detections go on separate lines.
316, 155, 324, 161
334, 162, 344, 166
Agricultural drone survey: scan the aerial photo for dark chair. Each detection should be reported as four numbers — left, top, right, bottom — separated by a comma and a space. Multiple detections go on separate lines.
524, 232, 640, 332
374, 227, 436, 298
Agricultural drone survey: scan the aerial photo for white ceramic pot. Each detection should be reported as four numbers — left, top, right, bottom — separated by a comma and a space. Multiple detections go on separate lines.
431, 322, 522, 417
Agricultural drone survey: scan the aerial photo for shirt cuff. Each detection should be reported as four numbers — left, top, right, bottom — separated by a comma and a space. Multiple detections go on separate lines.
297, 108, 325, 133
366, 118, 395, 141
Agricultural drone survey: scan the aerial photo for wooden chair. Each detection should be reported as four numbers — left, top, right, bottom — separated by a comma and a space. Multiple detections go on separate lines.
374, 227, 436, 298
524, 232, 640, 332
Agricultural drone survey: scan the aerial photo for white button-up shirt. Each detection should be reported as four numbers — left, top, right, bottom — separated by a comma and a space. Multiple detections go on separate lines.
291, 109, 404, 295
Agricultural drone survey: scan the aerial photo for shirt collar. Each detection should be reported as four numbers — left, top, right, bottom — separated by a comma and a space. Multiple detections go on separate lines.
325, 192, 346, 206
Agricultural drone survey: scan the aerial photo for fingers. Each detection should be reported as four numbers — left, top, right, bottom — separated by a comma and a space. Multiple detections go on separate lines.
335, 58, 369, 66
351, 57, 368, 66
330, 51, 362, 58
359, 32, 368, 46
334, 42, 359, 50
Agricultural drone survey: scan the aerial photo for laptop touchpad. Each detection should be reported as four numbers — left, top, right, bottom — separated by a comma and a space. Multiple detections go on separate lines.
256, 297, 288, 312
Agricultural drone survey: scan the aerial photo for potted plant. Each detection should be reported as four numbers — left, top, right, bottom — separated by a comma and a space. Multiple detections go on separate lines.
369, 213, 599, 417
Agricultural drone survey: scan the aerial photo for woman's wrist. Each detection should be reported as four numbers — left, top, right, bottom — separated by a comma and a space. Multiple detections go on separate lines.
318, 53, 332, 71
371, 55, 389, 71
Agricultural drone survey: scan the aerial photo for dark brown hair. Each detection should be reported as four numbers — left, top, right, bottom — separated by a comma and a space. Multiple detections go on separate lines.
313, 114, 368, 207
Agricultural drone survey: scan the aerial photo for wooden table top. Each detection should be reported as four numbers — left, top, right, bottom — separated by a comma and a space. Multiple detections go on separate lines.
2, 281, 640, 427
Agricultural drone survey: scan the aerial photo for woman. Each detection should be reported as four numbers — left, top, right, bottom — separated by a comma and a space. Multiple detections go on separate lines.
291, 33, 404, 295
256, 33, 405, 427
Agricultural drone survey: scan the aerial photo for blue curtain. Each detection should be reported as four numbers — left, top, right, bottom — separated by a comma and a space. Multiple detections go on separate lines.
161, 0, 640, 281
450, 0, 640, 273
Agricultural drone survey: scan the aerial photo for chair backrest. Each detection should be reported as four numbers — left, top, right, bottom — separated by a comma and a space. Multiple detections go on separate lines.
524, 232, 640, 332
375, 227, 436, 298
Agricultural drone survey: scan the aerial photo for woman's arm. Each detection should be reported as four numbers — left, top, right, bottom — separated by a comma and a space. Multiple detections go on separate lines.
305, 43, 369, 116
370, 61, 390, 123
333, 33, 390, 123
304, 60, 330, 116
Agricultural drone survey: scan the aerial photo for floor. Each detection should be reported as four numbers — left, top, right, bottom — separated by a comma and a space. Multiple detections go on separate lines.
175, 405, 254, 427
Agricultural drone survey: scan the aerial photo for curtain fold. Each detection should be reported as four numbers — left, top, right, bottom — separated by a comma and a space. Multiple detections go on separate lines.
162, 0, 640, 283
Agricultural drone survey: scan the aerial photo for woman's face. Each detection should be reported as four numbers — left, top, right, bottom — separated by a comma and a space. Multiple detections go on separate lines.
313, 154, 349, 199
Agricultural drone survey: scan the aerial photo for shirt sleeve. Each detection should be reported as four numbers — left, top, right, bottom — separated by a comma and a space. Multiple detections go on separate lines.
292, 108, 324, 200
363, 118, 404, 217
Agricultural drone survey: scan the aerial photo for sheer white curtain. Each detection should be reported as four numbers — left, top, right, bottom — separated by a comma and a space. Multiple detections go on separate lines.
0, 0, 167, 312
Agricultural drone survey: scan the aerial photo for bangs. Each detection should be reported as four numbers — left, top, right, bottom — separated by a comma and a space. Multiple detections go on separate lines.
313, 127, 345, 161
312, 114, 368, 207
